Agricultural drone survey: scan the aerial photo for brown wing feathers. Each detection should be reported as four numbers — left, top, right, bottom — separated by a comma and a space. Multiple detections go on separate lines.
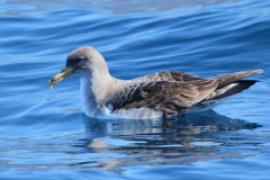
212, 69, 263, 88
107, 69, 262, 116
140, 71, 202, 82
207, 69, 263, 100
110, 80, 218, 115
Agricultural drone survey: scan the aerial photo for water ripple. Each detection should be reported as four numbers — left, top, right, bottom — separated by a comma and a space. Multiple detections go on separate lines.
0, 0, 270, 179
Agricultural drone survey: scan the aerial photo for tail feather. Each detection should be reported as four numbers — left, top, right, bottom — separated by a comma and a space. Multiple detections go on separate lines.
212, 69, 263, 88
208, 80, 257, 100
206, 69, 263, 100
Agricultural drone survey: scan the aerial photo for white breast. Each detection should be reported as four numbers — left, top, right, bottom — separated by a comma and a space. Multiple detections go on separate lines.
80, 71, 164, 120
108, 107, 163, 120
80, 73, 100, 117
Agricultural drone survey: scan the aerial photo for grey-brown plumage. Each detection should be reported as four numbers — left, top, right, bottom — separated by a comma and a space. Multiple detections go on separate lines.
107, 70, 262, 117
49, 46, 263, 119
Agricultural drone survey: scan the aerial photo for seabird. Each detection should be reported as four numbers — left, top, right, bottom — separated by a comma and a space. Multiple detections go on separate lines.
49, 46, 263, 119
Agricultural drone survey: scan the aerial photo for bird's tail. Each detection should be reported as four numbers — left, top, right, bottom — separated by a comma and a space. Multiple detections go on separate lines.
206, 69, 263, 100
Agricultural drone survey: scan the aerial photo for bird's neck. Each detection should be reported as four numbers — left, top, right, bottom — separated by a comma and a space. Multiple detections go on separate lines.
79, 68, 123, 116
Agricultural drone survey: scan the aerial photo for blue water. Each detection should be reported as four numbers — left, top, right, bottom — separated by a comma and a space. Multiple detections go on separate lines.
0, 0, 270, 179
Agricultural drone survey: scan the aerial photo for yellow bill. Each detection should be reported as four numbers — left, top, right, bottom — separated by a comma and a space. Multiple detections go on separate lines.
48, 67, 73, 88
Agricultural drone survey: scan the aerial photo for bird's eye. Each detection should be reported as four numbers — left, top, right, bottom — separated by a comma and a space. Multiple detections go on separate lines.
77, 55, 86, 61
66, 55, 87, 68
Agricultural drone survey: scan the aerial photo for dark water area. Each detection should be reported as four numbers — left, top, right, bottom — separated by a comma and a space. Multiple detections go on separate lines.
0, 0, 270, 179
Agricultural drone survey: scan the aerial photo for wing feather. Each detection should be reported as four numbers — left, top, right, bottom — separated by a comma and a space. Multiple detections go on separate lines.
106, 69, 262, 116
138, 71, 202, 82
107, 79, 218, 116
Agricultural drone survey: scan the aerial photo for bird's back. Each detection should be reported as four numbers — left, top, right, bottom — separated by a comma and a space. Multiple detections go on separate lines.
105, 69, 263, 118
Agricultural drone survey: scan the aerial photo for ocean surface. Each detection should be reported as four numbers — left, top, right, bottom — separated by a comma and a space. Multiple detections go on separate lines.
0, 0, 270, 179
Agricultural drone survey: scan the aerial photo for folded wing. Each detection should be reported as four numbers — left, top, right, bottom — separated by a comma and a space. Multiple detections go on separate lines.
107, 69, 263, 116
108, 80, 218, 116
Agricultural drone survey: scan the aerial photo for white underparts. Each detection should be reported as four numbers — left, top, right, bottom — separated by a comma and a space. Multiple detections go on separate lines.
207, 83, 238, 100
214, 83, 238, 97
107, 107, 163, 120
80, 70, 163, 120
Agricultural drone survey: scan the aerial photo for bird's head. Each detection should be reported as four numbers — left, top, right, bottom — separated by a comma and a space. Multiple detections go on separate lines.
48, 46, 108, 88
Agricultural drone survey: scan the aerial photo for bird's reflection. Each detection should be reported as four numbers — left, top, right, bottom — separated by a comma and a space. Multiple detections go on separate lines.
80, 110, 262, 170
